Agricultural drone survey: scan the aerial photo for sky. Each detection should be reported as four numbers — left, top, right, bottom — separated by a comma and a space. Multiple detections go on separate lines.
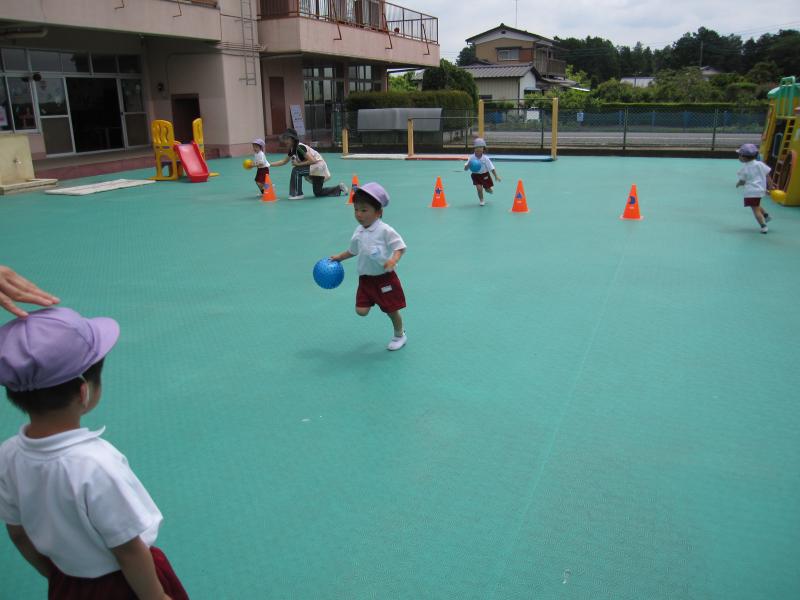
419, 0, 800, 61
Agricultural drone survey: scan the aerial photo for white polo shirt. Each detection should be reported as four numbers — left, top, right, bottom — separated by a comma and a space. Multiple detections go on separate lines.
0, 425, 162, 578
737, 160, 771, 198
349, 219, 407, 276
471, 153, 495, 175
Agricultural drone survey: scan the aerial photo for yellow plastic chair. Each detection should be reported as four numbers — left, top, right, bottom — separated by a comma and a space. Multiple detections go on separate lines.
149, 120, 182, 181
193, 118, 219, 177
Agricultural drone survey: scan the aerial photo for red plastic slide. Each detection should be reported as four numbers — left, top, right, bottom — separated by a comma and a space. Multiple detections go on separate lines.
174, 141, 209, 183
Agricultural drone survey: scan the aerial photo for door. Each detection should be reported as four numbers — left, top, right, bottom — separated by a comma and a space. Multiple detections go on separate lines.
269, 77, 286, 134
171, 95, 200, 144
66, 78, 124, 152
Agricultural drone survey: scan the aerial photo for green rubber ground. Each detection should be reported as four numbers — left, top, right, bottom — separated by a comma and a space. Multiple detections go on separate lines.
1, 155, 799, 599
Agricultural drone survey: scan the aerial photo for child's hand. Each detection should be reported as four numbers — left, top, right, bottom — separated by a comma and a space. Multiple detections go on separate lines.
384, 258, 397, 271
735, 181, 743, 187
329, 255, 340, 262
495, 175, 502, 182
463, 163, 468, 171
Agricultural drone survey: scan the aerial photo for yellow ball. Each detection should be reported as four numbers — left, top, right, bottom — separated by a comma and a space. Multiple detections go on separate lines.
243, 159, 254, 170
770, 189, 787, 202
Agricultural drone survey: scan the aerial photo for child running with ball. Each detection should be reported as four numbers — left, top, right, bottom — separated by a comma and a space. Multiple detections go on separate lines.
465, 137, 500, 206
330, 182, 408, 351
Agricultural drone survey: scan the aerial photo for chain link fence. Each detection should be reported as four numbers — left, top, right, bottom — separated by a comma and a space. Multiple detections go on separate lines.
336, 106, 767, 153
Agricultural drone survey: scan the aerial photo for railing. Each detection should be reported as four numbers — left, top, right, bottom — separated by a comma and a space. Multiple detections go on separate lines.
533, 56, 565, 77
259, 0, 437, 43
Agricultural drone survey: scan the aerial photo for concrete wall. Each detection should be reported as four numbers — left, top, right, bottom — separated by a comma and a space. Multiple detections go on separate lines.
145, 37, 264, 157
0, 0, 221, 41
260, 18, 439, 67
260, 57, 304, 143
0, 134, 34, 184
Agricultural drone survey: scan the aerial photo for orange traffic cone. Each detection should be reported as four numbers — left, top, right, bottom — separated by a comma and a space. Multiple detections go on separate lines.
431, 176, 448, 208
347, 174, 359, 204
510, 180, 529, 213
620, 184, 643, 220
261, 174, 277, 202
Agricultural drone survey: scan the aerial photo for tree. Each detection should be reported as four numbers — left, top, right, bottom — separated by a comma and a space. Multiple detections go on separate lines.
745, 61, 780, 85
651, 68, 719, 102
766, 30, 800, 76
555, 36, 620, 85
421, 59, 478, 107
388, 71, 418, 92
456, 45, 477, 66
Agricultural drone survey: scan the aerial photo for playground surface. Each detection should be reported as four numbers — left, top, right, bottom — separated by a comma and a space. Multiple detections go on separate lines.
1, 155, 799, 599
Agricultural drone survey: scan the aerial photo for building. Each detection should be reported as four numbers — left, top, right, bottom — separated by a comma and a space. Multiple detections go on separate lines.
0, 0, 438, 164
460, 23, 572, 98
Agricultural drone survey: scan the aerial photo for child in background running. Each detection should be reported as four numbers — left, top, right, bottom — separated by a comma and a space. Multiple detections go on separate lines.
736, 143, 773, 234
464, 137, 501, 206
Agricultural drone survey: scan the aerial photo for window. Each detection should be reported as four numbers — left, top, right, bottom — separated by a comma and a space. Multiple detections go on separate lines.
92, 55, 117, 73
0, 79, 11, 130
7, 77, 36, 130
118, 55, 141, 74
61, 53, 90, 73
1, 48, 28, 71
35, 78, 68, 116
30, 50, 61, 72
497, 48, 520, 61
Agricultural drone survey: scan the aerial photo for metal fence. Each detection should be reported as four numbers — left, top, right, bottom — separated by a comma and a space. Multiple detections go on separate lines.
483, 106, 767, 151
337, 106, 767, 153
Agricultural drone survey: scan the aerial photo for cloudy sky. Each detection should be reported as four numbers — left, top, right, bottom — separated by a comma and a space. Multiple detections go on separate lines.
419, 0, 800, 60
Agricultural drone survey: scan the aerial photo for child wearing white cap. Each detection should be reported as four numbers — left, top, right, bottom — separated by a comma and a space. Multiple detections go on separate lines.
464, 137, 501, 206
0, 307, 189, 599
252, 138, 270, 196
736, 143, 773, 234
330, 182, 408, 350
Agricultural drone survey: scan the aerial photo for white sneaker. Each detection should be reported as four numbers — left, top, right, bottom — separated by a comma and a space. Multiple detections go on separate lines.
338, 182, 348, 195
387, 332, 407, 351
288, 194, 305, 200
760, 224, 768, 234
479, 199, 485, 206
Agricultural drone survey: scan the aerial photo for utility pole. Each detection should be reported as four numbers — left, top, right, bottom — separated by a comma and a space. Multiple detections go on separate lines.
699, 40, 703, 66
514, 0, 519, 27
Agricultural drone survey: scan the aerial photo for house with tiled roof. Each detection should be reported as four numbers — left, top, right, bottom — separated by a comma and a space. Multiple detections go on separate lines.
462, 23, 573, 99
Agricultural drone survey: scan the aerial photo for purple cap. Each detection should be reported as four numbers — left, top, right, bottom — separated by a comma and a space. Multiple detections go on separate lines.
354, 182, 390, 208
252, 138, 265, 148
737, 143, 759, 157
0, 308, 119, 392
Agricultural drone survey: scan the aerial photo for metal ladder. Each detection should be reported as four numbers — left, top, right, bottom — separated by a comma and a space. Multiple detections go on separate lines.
239, 0, 258, 85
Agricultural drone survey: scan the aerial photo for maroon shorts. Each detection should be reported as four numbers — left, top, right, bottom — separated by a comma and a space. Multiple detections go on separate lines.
255, 167, 269, 184
471, 172, 493, 189
743, 196, 761, 207
356, 271, 406, 313
48, 546, 189, 600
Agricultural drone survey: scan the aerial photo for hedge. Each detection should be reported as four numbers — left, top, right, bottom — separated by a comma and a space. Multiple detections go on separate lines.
345, 90, 473, 112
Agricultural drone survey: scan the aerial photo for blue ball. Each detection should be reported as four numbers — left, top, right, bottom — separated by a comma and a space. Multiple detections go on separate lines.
468, 157, 482, 173
313, 258, 344, 289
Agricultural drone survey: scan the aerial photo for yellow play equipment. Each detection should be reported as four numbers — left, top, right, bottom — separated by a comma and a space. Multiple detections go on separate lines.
759, 76, 800, 206
149, 117, 218, 181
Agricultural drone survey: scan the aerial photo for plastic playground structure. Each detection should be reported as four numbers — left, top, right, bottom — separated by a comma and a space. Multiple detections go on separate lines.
760, 76, 800, 205
150, 118, 217, 183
